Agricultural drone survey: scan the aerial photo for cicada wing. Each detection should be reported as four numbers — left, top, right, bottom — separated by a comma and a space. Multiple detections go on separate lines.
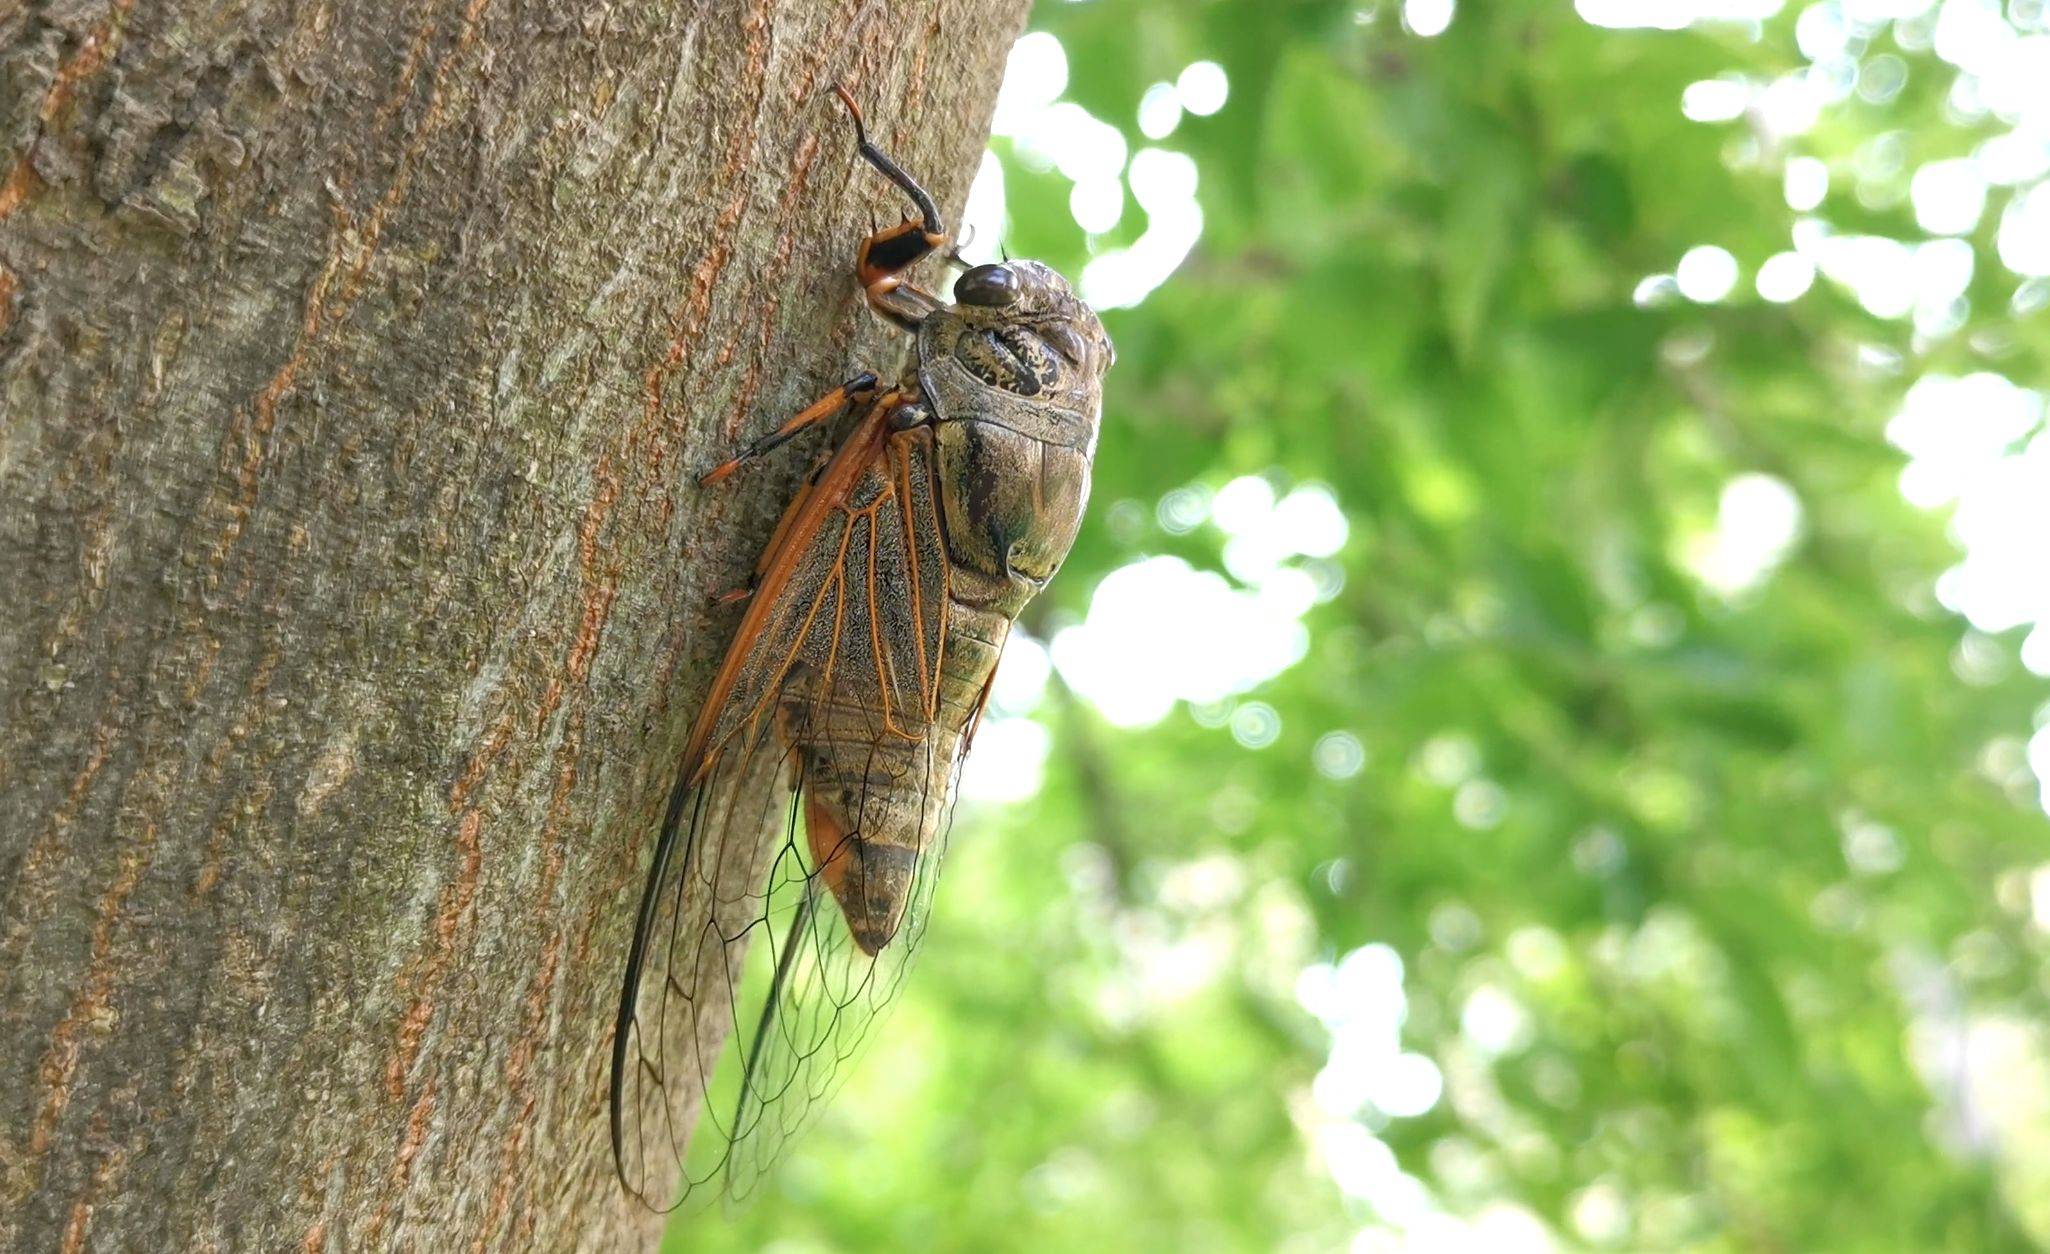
613, 414, 965, 1209
693, 421, 953, 770
721, 739, 970, 1203
610, 720, 800, 1212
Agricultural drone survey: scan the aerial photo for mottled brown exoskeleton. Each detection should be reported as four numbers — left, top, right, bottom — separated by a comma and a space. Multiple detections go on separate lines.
611, 86, 1112, 1210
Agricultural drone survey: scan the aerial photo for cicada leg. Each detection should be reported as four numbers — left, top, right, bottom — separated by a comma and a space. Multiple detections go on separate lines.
700, 371, 881, 487
832, 84, 949, 333
708, 386, 910, 606
701, 373, 887, 606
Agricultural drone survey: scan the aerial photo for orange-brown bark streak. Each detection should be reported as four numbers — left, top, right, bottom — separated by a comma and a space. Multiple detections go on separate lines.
0, 0, 138, 223
28, 819, 162, 1158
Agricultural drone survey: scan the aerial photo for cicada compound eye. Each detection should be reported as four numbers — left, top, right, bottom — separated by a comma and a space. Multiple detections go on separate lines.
955, 264, 1021, 308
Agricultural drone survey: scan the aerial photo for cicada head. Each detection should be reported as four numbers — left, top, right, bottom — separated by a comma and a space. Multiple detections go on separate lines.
919, 261, 1113, 452
950, 260, 1113, 375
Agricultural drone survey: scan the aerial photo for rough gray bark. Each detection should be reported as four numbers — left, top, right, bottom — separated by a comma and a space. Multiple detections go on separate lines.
0, 0, 1027, 1247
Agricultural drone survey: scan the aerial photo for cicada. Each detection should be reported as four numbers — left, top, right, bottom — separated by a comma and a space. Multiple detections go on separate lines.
610, 86, 1112, 1210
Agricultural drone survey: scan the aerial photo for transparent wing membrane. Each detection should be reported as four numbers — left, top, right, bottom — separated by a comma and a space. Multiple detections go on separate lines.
611, 702, 967, 1211
726, 741, 963, 1201
612, 421, 974, 1212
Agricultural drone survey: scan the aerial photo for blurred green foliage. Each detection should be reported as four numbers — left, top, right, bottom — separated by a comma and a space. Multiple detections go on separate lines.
677, 1, 2050, 1249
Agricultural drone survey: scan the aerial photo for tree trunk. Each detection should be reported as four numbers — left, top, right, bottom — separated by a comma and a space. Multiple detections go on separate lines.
0, 0, 1026, 1247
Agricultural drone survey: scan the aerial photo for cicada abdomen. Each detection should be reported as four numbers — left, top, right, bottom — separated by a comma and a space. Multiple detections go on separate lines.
611, 85, 1113, 1211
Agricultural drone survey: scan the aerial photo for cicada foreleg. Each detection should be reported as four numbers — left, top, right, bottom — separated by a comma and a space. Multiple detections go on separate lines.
705, 385, 911, 608
700, 372, 886, 607
831, 84, 949, 333
701, 371, 881, 488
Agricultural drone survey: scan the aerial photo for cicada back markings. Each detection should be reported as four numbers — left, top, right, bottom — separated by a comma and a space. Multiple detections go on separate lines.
917, 257, 1108, 606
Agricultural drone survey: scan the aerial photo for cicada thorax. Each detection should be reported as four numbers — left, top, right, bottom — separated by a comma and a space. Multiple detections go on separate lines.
914, 265, 1108, 616
929, 419, 1092, 602
947, 322, 1066, 397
